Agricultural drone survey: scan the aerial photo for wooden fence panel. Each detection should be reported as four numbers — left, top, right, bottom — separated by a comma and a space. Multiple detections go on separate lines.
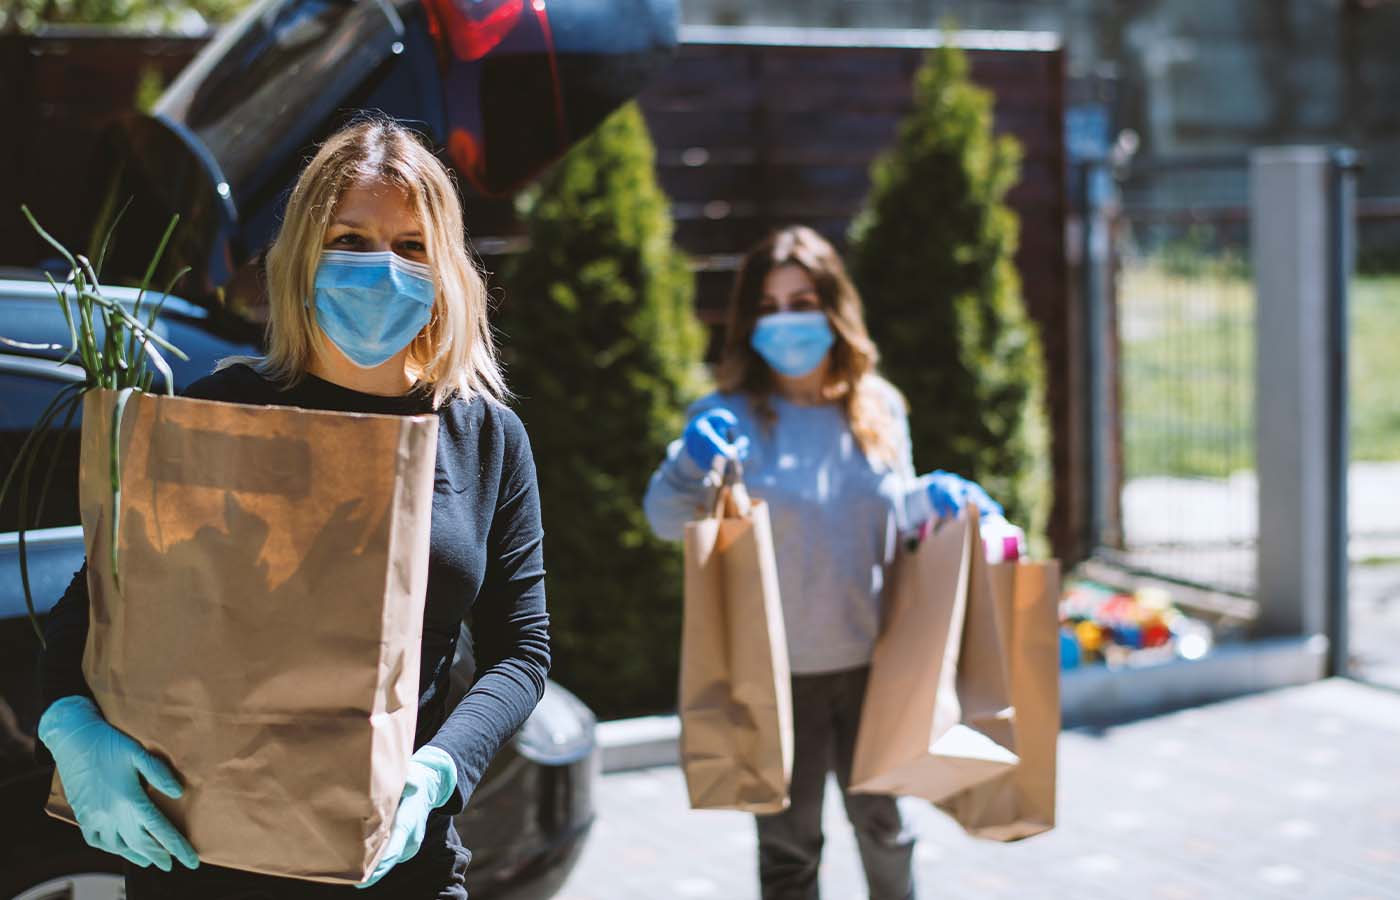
0, 30, 1078, 561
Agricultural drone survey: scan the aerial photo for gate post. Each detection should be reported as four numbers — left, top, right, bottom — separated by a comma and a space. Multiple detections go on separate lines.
1251, 147, 1355, 665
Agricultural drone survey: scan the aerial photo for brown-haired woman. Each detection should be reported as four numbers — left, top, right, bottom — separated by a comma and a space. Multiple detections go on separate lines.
644, 225, 1002, 900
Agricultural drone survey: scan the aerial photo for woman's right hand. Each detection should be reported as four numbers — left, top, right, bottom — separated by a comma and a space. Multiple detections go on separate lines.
37, 696, 200, 872
683, 409, 750, 473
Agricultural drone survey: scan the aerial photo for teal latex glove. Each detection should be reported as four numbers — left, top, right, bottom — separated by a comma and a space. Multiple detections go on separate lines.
357, 746, 459, 889
36, 695, 199, 872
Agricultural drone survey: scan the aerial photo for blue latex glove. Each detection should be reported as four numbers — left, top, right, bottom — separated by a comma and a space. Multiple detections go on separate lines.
682, 408, 749, 472
923, 469, 1004, 520
37, 695, 199, 872
357, 746, 459, 889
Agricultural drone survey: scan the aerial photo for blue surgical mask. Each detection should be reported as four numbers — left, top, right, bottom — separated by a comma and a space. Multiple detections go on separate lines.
309, 250, 435, 369
750, 311, 835, 377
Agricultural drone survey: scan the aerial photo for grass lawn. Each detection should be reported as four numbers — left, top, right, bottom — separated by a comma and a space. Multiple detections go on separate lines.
1351, 276, 1400, 462
1118, 265, 1400, 479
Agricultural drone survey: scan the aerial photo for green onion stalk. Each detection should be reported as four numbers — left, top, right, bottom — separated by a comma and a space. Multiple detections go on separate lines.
0, 201, 191, 647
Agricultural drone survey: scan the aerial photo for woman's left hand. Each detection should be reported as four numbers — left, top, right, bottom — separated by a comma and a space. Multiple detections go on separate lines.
922, 470, 1003, 520
356, 746, 458, 889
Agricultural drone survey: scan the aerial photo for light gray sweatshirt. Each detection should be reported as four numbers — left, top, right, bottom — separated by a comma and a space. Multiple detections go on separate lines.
643, 382, 916, 675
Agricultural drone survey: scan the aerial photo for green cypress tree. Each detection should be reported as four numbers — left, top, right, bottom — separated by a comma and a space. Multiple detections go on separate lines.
848, 44, 1051, 543
497, 103, 707, 719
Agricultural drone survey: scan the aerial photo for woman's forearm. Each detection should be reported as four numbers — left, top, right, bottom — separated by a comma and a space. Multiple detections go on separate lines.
38, 561, 95, 711
643, 439, 711, 542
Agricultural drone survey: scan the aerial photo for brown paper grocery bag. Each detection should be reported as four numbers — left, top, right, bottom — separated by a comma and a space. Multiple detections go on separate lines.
937, 559, 1062, 840
46, 387, 438, 883
850, 506, 1019, 802
679, 482, 793, 813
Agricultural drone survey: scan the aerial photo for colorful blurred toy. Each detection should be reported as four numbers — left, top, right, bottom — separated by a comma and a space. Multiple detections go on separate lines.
1059, 629, 1081, 670
1057, 579, 1213, 669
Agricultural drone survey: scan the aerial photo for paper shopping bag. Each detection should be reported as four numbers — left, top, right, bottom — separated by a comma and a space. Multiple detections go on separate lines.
850, 506, 1019, 802
678, 482, 793, 813
46, 388, 438, 883
937, 558, 1062, 840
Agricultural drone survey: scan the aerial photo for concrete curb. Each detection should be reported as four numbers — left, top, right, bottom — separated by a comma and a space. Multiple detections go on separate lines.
596, 635, 1329, 773
1058, 634, 1328, 727
597, 715, 680, 773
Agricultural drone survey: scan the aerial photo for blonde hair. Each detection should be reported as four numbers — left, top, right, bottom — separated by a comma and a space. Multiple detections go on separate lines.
217, 114, 506, 408
716, 225, 905, 468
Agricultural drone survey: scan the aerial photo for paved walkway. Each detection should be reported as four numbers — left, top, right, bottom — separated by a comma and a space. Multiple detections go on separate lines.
1352, 564, 1400, 689
555, 679, 1400, 900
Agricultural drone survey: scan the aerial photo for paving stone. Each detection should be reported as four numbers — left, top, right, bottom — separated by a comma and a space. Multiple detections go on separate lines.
555, 679, 1400, 899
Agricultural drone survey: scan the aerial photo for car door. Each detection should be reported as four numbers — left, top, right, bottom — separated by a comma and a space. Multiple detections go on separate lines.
0, 353, 124, 898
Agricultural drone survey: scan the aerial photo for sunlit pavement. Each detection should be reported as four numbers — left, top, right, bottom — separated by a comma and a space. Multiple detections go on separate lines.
555, 679, 1400, 899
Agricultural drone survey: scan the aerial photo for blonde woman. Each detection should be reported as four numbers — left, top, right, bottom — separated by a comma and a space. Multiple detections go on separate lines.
35, 115, 549, 899
644, 225, 1001, 900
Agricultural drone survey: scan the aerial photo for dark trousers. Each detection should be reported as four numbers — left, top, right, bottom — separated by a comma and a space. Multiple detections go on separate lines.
756, 666, 916, 900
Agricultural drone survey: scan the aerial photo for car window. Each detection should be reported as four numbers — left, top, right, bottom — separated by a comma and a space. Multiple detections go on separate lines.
0, 359, 84, 534
157, 0, 402, 204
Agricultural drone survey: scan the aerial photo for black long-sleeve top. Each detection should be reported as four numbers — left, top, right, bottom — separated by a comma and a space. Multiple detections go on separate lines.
37, 363, 550, 889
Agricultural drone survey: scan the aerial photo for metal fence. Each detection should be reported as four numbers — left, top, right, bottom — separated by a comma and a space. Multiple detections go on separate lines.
1079, 150, 1399, 683
1350, 203, 1400, 551
1086, 155, 1400, 612
1349, 201, 1400, 685
1096, 158, 1258, 597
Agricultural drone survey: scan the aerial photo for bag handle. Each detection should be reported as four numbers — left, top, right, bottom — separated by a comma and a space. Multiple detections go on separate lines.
705, 457, 752, 521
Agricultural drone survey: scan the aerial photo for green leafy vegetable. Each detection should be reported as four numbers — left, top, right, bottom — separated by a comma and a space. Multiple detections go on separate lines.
0, 204, 191, 646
